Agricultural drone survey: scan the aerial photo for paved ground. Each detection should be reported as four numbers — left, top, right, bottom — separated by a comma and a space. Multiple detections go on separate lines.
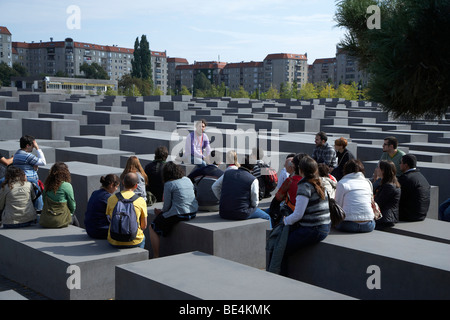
0, 274, 49, 300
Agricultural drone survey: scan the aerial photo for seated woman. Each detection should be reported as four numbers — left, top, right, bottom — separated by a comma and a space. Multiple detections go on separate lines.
281, 156, 331, 273
268, 153, 306, 226
149, 162, 198, 258
334, 159, 375, 233
39, 162, 77, 228
120, 156, 148, 204
84, 174, 120, 239
332, 137, 355, 181
0, 166, 37, 229
373, 160, 401, 230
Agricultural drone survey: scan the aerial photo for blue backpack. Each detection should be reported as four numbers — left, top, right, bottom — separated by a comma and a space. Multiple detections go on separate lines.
109, 192, 140, 242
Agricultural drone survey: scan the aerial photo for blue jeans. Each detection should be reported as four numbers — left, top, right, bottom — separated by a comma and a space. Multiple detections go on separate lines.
335, 220, 375, 233
249, 208, 272, 228
284, 223, 330, 257
2, 220, 36, 229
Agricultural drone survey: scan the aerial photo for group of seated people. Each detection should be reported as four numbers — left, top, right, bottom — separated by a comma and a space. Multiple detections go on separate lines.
0, 132, 440, 263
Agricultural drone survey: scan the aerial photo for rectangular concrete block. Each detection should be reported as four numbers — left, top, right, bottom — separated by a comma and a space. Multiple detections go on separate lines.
0, 225, 148, 300
286, 230, 450, 299
38, 161, 124, 228
65, 135, 120, 150
145, 210, 270, 269
115, 252, 355, 300
0, 119, 22, 140
382, 219, 450, 245
22, 118, 80, 140
55, 146, 133, 168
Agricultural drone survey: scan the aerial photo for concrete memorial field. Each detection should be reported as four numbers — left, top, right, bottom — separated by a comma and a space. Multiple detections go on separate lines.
1, 88, 449, 300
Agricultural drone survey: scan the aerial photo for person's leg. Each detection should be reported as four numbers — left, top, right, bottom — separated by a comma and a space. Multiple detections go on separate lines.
248, 208, 272, 228
149, 227, 160, 258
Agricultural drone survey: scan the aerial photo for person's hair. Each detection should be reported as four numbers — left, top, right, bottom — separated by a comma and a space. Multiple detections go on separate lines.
154, 146, 168, 161
45, 162, 71, 194
318, 163, 330, 177
123, 172, 139, 189
251, 147, 264, 160
20, 135, 35, 149
379, 160, 401, 188
162, 161, 184, 182
343, 159, 365, 175
226, 150, 240, 167
121, 156, 148, 184
334, 137, 348, 148
316, 131, 328, 142
100, 174, 120, 189
384, 136, 398, 149
286, 153, 296, 159
240, 155, 254, 171
1, 166, 26, 190
401, 154, 417, 169
298, 156, 325, 200
196, 119, 207, 128
292, 153, 308, 175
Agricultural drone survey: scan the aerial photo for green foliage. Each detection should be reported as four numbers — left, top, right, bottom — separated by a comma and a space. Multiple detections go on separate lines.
335, 0, 450, 118
180, 85, 191, 95
0, 62, 29, 86
79, 62, 109, 80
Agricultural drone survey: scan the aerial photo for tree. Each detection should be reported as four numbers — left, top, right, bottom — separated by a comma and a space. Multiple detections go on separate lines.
299, 83, 318, 99
180, 85, 191, 95
131, 35, 153, 87
193, 72, 212, 96
79, 62, 109, 79
335, 0, 450, 118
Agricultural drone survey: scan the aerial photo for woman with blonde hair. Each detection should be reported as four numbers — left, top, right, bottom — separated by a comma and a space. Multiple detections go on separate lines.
226, 150, 240, 170
39, 162, 77, 228
120, 156, 148, 203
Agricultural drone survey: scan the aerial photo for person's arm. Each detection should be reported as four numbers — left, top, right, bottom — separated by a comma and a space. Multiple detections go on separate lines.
284, 195, 308, 225
33, 141, 46, 166
211, 175, 223, 200
160, 182, 173, 213
139, 200, 148, 230
250, 178, 259, 208
63, 182, 76, 214
0, 156, 13, 166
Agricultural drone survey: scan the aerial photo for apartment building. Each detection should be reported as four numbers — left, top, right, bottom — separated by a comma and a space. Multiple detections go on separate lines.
309, 58, 337, 84
11, 35, 169, 92
264, 53, 308, 91
167, 57, 189, 93
0, 26, 13, 67
176, 61, 227, 92
222, 61, 264, 93
335, 46, 369, 87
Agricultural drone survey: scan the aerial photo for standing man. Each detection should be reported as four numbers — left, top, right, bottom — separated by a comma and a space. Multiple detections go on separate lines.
380, 136, 405, 177
312, 131, 337, 168
398, 154, 430, 221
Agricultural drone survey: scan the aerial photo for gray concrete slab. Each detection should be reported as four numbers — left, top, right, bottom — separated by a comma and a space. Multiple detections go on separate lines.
382, 219, 450, 244
65, 135, 120, 150
286, 229, 450, 299
0, 225, 148, 300
55, 146, 133, 168
144, 209, 270, 269
22, 118, 80, 140
115, 252, 355, 300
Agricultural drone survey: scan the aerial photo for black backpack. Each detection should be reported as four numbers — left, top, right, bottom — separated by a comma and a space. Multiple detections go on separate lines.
109, 193, 140, 242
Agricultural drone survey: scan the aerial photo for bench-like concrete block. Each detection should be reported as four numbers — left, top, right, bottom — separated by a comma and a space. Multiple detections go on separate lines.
286, 230, 450, 299
0, 226, 148, 300
115, 252, 355, 300
55, 146, 133, 167
22, 118, 80, 140
38, 161, 124, 228
382, 219, 450, 245
65, 135, 120, 150
0, 290, 28, 300
0, 119, 22, 140
145, 210, 270, 269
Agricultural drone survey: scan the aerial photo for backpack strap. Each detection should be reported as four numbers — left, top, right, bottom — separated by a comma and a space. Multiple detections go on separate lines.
116, 192, 140, 202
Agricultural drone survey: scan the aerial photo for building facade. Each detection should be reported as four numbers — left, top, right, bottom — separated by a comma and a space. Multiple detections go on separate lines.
264, 53, 308, 91
335, 46, 369, 87
176, 61, 227, 93
0, 26, 13, 67
309, 58, 337, 85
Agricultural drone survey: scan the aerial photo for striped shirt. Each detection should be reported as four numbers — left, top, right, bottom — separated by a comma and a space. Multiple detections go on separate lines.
12, 149, 46, 181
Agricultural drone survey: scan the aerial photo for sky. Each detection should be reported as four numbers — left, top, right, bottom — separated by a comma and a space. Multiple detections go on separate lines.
0, 0, 346, 64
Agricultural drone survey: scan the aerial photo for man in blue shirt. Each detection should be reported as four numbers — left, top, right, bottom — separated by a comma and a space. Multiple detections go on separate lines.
312, 131, 337, 169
